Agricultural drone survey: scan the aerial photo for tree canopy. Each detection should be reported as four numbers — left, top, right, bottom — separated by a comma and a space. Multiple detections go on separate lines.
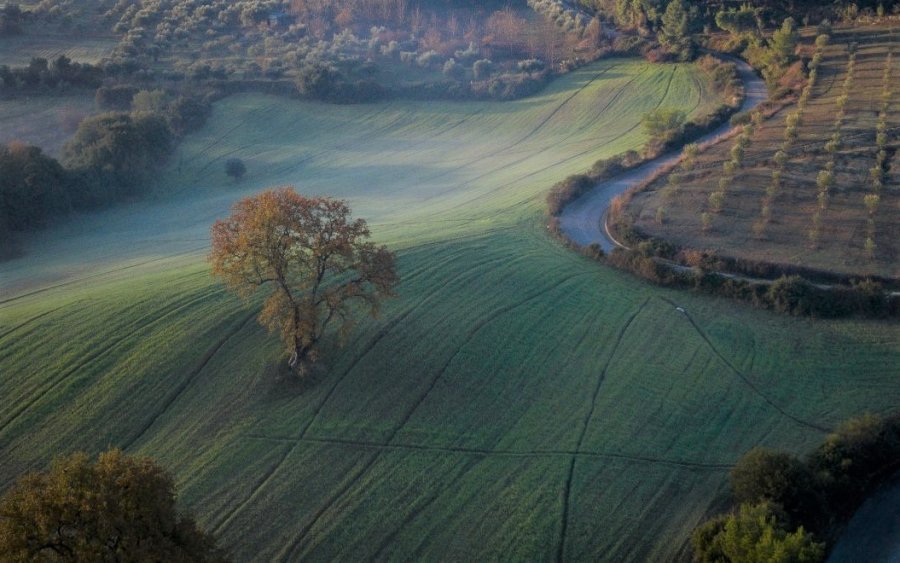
0, 449, 225, 561
658, 0, 693, 60
641, 107, 686, 141
209, 187, 399, 374
692, 502, 825, 563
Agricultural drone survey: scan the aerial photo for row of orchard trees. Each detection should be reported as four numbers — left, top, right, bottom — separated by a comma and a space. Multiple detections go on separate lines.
863, 51, 893, 258
809, 41, 856, 247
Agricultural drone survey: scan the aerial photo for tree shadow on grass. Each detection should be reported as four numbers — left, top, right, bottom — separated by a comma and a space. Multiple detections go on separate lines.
262, 359, 329, 396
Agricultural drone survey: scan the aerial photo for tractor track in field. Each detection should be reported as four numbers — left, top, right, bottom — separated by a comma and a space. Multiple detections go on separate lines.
275, 272, 601, 560
657, 296, 831, 434
388, 272, 595, 444
0, 245, 208, 307
241, 434, 735, 470
413, 63, 624, 187
122, 311, 257, 451
0, 288, 222, 436
210, 250, 510, 535
368, 457, 481, 561
422, 64, 650, 203
434, 65, 693, 213
557, 297, 651, 563
0, 306, 65, 341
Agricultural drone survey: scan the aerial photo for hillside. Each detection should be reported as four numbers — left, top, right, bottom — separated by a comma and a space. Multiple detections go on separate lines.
3, 57, 899, 560
624, 25, 899, 280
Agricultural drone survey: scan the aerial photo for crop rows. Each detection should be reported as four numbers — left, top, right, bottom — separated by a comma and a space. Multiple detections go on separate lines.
755, 34, 829, 238
809, 41, 855, 246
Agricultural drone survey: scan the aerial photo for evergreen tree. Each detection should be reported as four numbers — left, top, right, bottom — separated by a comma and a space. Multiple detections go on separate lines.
658, 0, 693, 60
769, 17, 799, 67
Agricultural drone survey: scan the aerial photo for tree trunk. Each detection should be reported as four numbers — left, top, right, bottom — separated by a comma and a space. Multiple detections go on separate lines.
287, 340, 311, 377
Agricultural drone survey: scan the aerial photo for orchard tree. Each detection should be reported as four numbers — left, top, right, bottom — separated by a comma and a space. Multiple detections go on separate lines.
209, 187, 398, 374
769, 17, 799, 68
0, 449, 224, 561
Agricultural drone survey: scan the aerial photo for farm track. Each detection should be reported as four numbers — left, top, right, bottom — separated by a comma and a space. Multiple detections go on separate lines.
657, 296, 831, 434
0, 244, 208, 307
241, 434, 734, 470
557, 297, 650, 562
122, 311, 257, 451
0, 287, 222, 436
275, 272, 600, 560
209, 249, 516, 534
438, 66, 699, 212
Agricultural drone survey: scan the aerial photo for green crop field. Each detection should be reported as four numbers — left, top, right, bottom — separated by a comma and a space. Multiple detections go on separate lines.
627, 25, 899, 279
2, 58, 899, 561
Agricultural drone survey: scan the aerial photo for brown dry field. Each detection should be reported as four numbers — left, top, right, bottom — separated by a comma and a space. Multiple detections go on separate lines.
627, 25, 899, 279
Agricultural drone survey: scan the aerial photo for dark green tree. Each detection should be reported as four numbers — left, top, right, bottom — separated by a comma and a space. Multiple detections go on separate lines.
641, 107, 686, 141
0, 449, 226, 561
225, 157, 246, 181
691, 503, 825, 563
769, 17, 799, 67
658, 0, 693, 60
0, 142, 74, 231
63, 112, 174, 194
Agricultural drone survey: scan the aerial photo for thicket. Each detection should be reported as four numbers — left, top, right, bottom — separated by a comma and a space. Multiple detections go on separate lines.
693, 413, 900, 561
0, 88, 212, 257
0, 55, 104, 94
601, 230, 899, 318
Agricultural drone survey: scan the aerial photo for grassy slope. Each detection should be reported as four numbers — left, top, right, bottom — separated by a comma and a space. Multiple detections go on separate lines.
1, 59, 898, 561
628, 26, 899, 278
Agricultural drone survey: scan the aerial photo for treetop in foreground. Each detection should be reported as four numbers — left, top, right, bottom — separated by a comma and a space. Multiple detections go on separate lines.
209, 187, 399, 374
0, 449, 225, 561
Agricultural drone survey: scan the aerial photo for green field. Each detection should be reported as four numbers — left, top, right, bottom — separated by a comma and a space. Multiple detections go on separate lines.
2, 59, 899, 561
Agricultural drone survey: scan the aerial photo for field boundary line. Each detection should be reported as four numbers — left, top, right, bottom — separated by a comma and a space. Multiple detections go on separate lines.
276, 272, 596, 561
242, 434, 734, 470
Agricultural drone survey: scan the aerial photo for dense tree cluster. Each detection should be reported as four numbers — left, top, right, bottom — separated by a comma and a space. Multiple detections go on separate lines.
0, 55, 104, 94
0, 142, 76, 232
692, 413, 900, 561
1, 87, 211, 255
0, 449, 225, 561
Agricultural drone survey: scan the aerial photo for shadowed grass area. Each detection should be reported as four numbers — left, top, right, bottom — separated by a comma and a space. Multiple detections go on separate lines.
1, 58, 898, 561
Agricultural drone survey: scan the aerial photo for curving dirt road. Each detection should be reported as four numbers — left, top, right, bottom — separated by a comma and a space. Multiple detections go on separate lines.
559, 57, 768, 251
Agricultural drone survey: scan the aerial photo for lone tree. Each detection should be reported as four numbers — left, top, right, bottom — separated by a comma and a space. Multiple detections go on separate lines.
642, 107, 686, 142
224, 157, 246, 181
209, 187, 398, 374
0, 449, 224, 561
